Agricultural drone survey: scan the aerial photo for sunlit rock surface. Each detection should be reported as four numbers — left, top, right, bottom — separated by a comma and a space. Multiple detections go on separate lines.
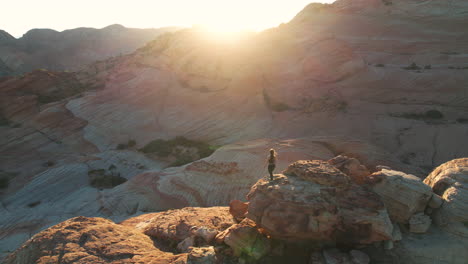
424, 158, 468, 238
3, 216, 186, 264
246, 160, 393, 244
369, 169, 433, 223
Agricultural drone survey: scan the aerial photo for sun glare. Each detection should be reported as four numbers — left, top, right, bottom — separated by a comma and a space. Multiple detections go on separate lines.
1, 0, 332, 38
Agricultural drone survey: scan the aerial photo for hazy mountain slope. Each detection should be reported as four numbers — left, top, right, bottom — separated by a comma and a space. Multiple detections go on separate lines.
0, 25, 180, 75
0, 59, 12, 77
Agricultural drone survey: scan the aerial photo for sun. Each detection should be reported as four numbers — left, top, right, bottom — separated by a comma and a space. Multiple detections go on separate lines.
190, 1, 265, 34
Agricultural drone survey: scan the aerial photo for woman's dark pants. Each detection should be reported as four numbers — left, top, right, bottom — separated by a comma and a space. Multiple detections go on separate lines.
268, 164, 275, 181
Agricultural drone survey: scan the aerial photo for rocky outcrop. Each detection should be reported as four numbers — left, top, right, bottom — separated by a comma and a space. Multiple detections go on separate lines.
3, 216, 186, 264
5, 158, 468, 264
424, 158, 468, 237
246, 160, 393, 244
369, 169, 433, 223
121, 207, 235, 250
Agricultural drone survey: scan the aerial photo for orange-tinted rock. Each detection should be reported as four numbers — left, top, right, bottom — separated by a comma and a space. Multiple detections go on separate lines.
328, 155, 371, 184
283, 160, 351, 187
229, 200, 248, 222
4, 216, 187, 264
121, 207, 235, 245
247, 160, 393, 244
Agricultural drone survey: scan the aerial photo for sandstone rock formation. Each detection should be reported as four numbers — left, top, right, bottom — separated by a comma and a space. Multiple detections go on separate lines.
423, 158, 468, 237
246, 160, 393, 244
3, 216, 186, 264
121, 207, 235, 249
369, 169, 433, 223
4, 157, 468, 264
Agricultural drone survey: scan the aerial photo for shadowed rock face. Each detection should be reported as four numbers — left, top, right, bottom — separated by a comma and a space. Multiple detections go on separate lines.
246, 160, 393, 244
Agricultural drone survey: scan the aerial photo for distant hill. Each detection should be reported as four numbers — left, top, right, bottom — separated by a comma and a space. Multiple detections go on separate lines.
0, 24, 180, 75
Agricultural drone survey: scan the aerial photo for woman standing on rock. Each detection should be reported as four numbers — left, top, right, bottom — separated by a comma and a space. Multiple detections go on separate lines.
266, 149, 277, 181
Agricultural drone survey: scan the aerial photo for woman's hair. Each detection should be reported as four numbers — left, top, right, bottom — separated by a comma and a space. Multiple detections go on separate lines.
269, 148, 276, 157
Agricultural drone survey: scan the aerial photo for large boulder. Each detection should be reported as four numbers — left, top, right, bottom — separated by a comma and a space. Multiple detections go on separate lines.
217, 218, 271, 260
246, 160, 393, 245
424, 158, 468, 237
369, 169, 433, 223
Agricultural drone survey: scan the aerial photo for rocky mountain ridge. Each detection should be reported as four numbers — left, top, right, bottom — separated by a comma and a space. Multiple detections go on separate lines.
0, 25, 180, 76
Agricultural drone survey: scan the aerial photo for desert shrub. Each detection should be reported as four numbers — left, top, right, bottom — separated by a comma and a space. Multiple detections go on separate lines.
457, 118, 468, 124
0, 176, 9, 189
127, 139, 136, 148
337, 101, 348, 113
140, 136, 216, 166
403, 62, 420, 70
393, 109, 444, 121
140, 139, 172, 156
263, 89, 292, 112
382, 0, 392, 5
440, 51, 459, 55
0, 114, 9, 126
43, 160, 55, 167
88, 169, 106, 176
170, 154, 195, 167
27, 201, 41, 208
37, 94, 60, 104
448, 66, 468, 70
117, 139, 136, 150
117, 143, 127, 150
88, 167, 126, 189
0, 171, 19, 189
271, 102, 292, 112
90, 174, 127, 189
425, 109, 443, 119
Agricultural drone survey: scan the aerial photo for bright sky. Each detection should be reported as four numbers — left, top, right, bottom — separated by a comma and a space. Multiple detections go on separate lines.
1, 0, 334, 38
